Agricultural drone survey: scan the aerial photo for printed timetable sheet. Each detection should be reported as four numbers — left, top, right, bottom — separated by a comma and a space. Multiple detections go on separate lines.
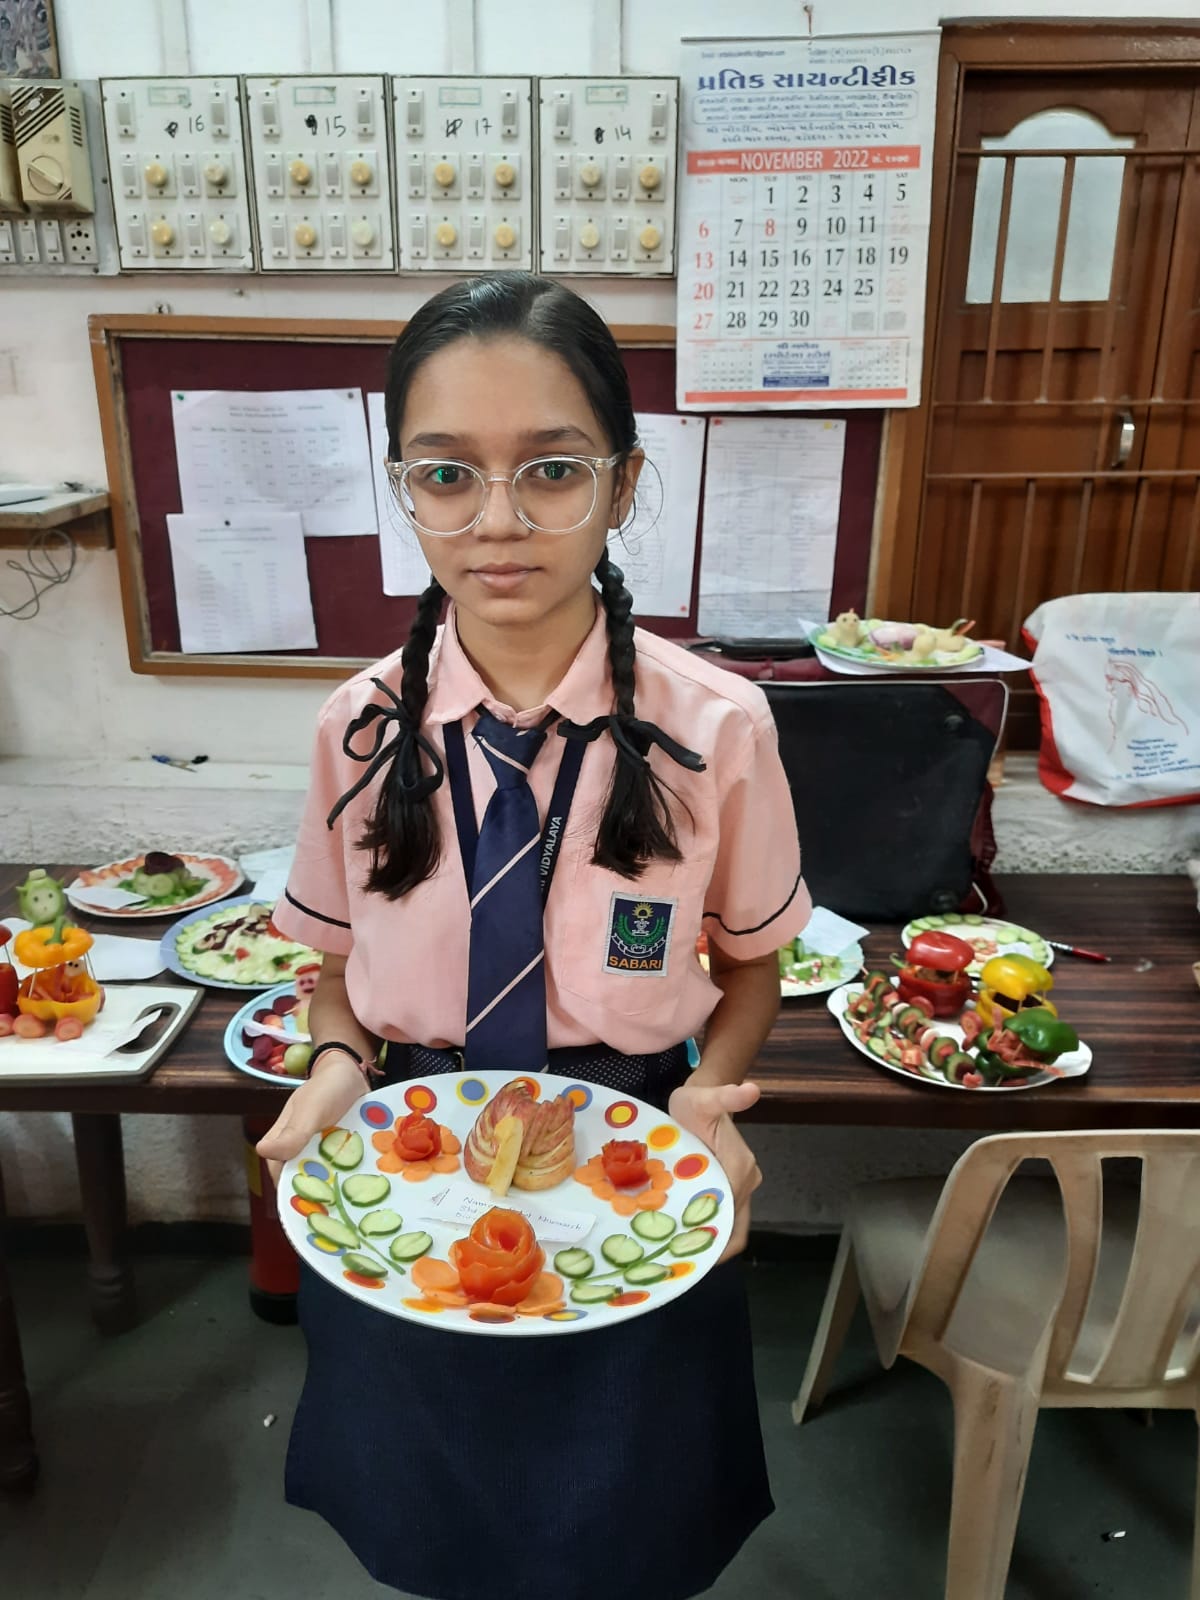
677, 33, 940, 410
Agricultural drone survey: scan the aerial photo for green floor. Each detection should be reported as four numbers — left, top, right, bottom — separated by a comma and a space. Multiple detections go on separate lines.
0, 1250, 1193, 1598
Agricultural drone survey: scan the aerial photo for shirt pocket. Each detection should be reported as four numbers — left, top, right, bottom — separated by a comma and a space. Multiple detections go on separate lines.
551, 832, 716, 1019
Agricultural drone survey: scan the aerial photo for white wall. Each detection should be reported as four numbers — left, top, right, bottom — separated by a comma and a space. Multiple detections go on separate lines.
3, 0, 1199, 1232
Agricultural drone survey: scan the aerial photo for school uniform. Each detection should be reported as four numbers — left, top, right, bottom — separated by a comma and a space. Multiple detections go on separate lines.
273, 600, 807, 1600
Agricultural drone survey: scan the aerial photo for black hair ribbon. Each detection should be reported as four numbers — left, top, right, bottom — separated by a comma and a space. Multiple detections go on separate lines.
557, 714, 706, 774
325, 677, 445, 828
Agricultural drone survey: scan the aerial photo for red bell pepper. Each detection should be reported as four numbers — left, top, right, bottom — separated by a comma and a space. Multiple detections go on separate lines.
893, 930, 975, 1019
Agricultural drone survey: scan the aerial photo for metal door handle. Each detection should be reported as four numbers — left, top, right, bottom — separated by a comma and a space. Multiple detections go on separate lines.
1110, 410, 1135, 469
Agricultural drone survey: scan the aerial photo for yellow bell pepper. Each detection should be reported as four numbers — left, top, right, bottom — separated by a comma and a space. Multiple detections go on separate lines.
975, 954, 1055, 1028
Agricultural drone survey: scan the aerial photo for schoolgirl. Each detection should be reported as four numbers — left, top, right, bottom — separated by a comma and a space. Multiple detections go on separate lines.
260, 272, 808, 1600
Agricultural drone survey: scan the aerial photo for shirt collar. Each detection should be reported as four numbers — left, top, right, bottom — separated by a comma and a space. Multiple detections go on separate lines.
425, 600, 613, 730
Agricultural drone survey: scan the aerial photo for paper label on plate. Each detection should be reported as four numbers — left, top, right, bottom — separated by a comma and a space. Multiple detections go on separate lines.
799, 906, 869, 952
68, 882, 147, 910
417, 1181, 596, 1244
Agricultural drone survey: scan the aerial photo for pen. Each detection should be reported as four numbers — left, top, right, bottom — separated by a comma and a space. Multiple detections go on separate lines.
1046, 939, 1111, 963
151, 754, 196, 771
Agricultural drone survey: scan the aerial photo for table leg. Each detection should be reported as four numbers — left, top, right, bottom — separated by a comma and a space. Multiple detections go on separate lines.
71, 1113, 138, 1335
0, 1155, 38, 1493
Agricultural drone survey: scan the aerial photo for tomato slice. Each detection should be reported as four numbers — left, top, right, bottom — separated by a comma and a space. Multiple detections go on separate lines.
601, 1139, 649, 1189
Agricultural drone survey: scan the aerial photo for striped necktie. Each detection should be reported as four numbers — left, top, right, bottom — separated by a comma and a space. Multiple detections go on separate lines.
464, 708, 549, 1072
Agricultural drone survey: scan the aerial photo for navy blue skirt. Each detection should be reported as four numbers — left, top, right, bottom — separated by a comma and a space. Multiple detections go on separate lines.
285, 1044, 773, 1600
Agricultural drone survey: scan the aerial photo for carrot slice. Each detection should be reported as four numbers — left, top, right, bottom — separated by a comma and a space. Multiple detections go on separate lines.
515, 1272, 564, 1313
371, 1131, 395, 1154
423, 1286, 470, 1308
439, 1126, 462, 1155
650, 1172, 673, 1192
432, 1153, 460, 1174
401, 1161, 434, 1182
376, 1153, 404, 1173
410, 1257, 461, 1293
634, 1188, 668, 1210
574, 1166, 603, 1188
611, 1195, 639, 1216
402, 1297, 445, 1315
645, 1159, 665, 1176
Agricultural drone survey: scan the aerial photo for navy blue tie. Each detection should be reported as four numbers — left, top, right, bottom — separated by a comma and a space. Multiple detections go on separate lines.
464, 709, 549, 1072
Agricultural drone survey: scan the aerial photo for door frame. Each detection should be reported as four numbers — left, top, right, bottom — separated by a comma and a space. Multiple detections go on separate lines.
870, 20, 1200, 620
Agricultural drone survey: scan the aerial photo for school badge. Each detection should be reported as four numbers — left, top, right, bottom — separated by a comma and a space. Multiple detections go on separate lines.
604, 894, 676, 976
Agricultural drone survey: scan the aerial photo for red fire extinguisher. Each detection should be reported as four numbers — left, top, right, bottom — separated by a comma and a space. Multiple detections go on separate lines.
242, 1115, 299, 1321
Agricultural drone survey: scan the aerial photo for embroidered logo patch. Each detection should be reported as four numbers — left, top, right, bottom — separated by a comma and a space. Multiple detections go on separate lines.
604, 894, 676, 977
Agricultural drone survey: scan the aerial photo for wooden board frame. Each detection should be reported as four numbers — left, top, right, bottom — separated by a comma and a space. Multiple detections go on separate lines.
89, 313, 675, 679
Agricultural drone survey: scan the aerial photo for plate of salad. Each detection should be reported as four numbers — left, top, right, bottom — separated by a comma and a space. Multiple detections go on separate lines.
161, 895, 319, 990
697, 932, 863, 998
67, 852, 243, 919
899, 912, 1053, 978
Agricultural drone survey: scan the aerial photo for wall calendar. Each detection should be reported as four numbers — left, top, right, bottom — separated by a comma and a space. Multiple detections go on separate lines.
676, 33, 940, 410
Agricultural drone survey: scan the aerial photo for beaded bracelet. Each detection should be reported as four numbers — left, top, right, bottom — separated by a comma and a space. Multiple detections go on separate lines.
305, 1040, 382, 1084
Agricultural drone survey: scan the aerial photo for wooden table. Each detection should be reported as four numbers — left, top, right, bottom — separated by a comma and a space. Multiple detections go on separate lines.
0, 866, 1196, 1491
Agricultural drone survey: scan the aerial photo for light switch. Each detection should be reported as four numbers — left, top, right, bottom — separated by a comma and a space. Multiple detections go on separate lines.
0, 220, 14, 261
269, 214, 288, 256
355, 93, 374, 138
40, 219, 64, 262
120, 156, 139, 198
265, 156, 283, 196
259, 97, 280, 138
210, 91, 229, 137
466, 155, 484, 197
328, 213, 346, 255
115, 95, 136, 137
611, 154, 631, 199
554, 92, 572, 138
179, 157, 199, 197
649, 93, 668, 138
406, 90, 424, 138
501, 92, 519, 136
610, 217, 629, 259
555, 155, 571, 199
553, 215, 570, 260
185, 213, 205, 255
409, 214, 427, 257
324, 155, 342, 194
467, 214, 485, 258
408, 154, 425, 197
126, 212, 147, 254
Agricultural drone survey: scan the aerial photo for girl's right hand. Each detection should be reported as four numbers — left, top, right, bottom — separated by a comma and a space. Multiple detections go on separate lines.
255, 1053, 367, 1189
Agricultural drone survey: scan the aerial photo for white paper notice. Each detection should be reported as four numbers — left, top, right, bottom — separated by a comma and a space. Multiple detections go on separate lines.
677, 33, 941, 409
171, 388, 377, 538
166, 513, 318, 654
698, 416, 845, 637
417, 1181, 597, 1245
615, 413, 705, 618
367, 391, 432, 597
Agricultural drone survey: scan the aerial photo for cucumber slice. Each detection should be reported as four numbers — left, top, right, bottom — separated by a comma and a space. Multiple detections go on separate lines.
601, 1235, 645, 1267
965, 913, 983, 925
631, 1211, 676, 1242
943, 913, 963, 923
681, 1193, 720, 1227
342, 1174, 391, 1207
318, 1129, 365, 1170
554, 1248, 596, 1279
911, 917, 934, 930
292, 1174, 335, 1205
624, 1261, 670, 1286
308, 1213, 358, 1250
389, 1231, 433, 1263
341, 1251, 387, 1278
358, 1208, 403, 1238
669, 1228, 716, 1258
571, 1280, 620, 1305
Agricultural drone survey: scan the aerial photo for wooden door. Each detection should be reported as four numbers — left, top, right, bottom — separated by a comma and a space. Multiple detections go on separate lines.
878, 27, 1200, 746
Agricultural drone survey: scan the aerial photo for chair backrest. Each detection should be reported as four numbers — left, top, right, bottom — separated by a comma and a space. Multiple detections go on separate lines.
901, 1130, 1200, 1396
760, 678, 1007, 920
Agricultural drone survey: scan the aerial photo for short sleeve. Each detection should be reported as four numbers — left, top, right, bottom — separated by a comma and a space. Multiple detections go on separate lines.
702, 704, 810, 961
271, 694, 356, 957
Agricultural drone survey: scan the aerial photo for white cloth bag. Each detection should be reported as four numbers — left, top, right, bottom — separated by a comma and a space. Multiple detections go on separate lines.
1022, 592, 1200, 807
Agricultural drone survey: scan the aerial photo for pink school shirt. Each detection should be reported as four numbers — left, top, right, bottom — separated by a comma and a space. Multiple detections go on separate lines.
273, 603, 809, 1057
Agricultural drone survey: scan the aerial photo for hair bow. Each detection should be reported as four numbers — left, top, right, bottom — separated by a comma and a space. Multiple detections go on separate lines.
325, 677, 445, 828
557, 714, 706, 773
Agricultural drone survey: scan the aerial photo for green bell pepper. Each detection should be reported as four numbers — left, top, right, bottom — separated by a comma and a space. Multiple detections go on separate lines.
975, 1006, 1080, 1079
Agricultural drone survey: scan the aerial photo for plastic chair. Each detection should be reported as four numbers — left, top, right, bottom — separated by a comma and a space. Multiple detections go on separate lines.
793, 1131, 1200, 1599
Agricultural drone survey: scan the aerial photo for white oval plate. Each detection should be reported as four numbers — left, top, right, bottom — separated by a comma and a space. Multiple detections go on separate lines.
160, 895, 319, 991
223, 981, 311, 1084
826, 981, 1092, 1093
899, 913, 1054, 977
278, 1071, 733, 1336
67, 853, 243, 920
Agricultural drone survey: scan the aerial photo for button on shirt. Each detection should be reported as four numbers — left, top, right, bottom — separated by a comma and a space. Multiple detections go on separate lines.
273, 603, 808, 1056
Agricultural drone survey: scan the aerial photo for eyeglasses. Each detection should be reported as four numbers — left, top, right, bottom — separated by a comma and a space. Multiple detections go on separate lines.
384, 453, 623, 537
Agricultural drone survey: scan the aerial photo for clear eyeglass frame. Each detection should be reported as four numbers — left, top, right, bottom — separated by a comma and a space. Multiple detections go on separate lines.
383, 452, 624, 537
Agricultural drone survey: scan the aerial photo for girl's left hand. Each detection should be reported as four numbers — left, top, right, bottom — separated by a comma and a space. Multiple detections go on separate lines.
667, 1080, 763, 1263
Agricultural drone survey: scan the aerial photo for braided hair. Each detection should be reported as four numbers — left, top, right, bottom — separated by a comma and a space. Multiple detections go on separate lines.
361, 272, 690, 897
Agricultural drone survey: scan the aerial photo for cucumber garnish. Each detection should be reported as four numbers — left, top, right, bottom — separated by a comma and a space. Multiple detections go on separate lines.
669, 1228, 716, 1258
601, 1235, 645, 1267
358, 1208, 403, 1237
292, 1174, 335, 1205
389, 1231, 433, 1263
341, 1251, 387, 1278
571, 1281, 620, 1305
624, 1261, 670, 1286
318, 1129, 365, 1170
554, 1248, 596, 1279
631, 1211, 676, 1242
342, 1174, 391, 1207
681, 1194, 719, 1227
308, 1213, 358, 1250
